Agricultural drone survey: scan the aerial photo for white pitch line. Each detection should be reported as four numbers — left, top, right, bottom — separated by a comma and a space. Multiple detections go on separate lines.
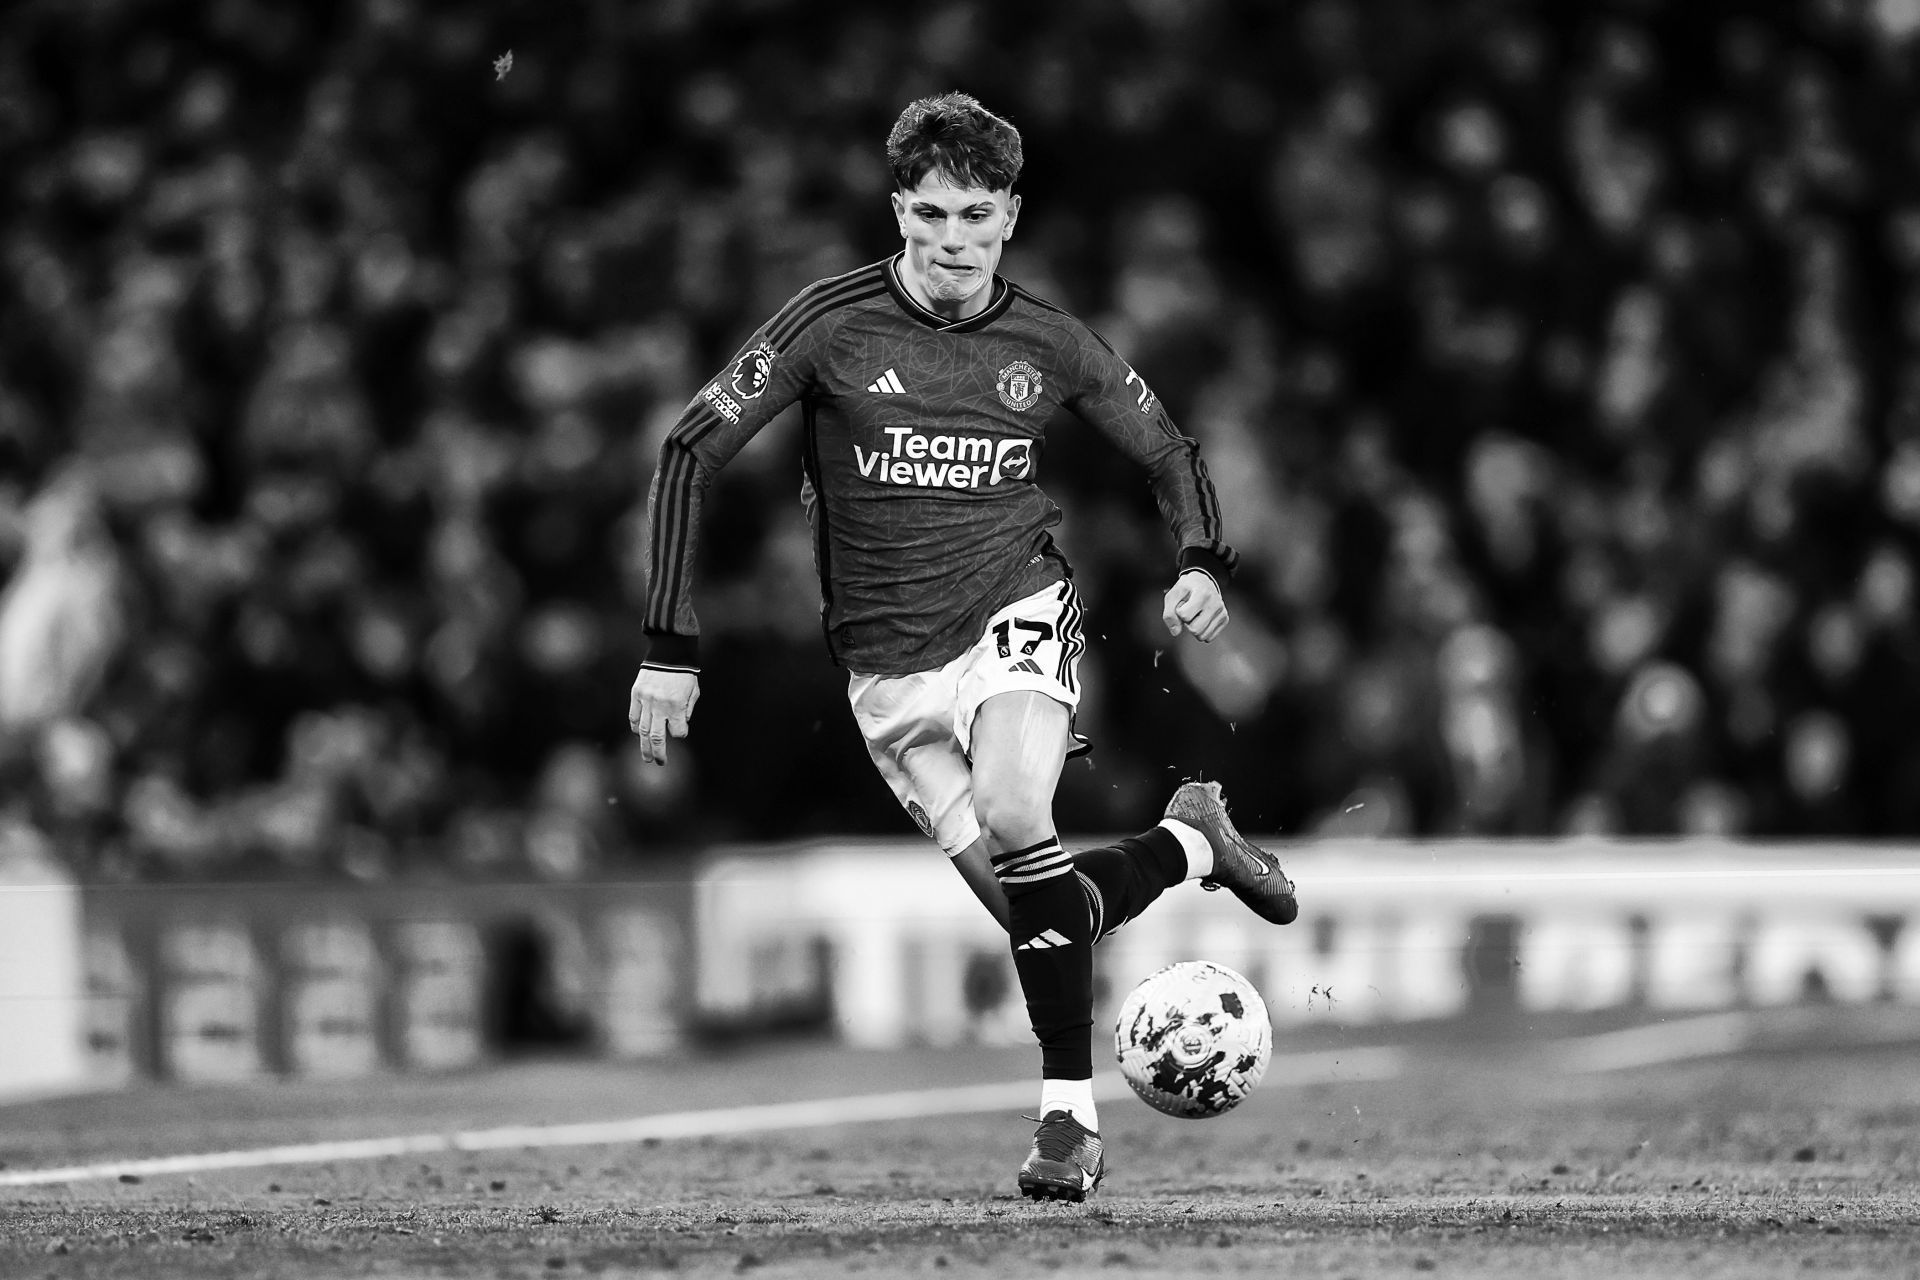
1550, 1011, 1754, 1073
0, 1018, 1845, 1189
1301, 867, 1920, 887
0, 1047, 1407, 1189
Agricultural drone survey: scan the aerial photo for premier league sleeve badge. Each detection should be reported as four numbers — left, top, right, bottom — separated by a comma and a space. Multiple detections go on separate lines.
730, 343, 777, 400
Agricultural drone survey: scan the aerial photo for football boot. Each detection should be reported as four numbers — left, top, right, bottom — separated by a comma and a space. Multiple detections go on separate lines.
1164, 780, 1299, 925
1017, 1110, 1105, 1202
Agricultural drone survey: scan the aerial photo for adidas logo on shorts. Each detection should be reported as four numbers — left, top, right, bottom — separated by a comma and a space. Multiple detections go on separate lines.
1016, 929, 1073, 951
1008, 658, 1044, 675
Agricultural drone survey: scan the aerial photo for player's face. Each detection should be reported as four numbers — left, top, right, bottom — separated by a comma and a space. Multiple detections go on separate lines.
890, 172, 1020, 318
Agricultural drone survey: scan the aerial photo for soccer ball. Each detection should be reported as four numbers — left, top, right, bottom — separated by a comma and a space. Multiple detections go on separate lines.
1114, 961, 1272, 1118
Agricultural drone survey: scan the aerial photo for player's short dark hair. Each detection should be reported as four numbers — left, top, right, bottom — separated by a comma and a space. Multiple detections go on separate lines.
886, 92, 1023, 193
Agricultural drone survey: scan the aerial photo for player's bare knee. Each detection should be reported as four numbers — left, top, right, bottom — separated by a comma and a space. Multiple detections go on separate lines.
974, 787, 1053, 858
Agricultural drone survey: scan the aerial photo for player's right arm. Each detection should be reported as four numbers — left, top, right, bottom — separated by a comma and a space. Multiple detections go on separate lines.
629, 299, 819, 765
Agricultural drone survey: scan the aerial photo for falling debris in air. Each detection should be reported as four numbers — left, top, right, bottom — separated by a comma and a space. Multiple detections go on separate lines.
494, 51, 514, 80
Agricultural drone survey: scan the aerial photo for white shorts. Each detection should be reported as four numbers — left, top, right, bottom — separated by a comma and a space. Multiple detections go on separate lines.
848, 579, 1089, 857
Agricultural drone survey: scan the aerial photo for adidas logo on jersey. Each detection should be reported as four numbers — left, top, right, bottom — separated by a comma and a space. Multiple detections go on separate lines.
866, 368, 906, 394
1016, 929, 1074, 951
1008, 658, 1044, 675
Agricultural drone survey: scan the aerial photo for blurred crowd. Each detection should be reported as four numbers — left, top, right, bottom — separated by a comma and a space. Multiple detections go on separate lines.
4, 0, 1920, 881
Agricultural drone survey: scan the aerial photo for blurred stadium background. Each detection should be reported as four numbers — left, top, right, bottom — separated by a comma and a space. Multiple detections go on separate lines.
3, 0, 1920, 1110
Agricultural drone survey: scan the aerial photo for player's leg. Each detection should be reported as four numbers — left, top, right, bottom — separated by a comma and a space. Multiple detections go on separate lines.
967, 687, 1105, 1199
1069, 830, 1189, 939
959, 580, 1099, 1133
847, 660, 1083, 937
1057, 787, 1298, 932
860, 737, 1295, 939
952, 825, 1190, 943
847, 668, 1007, 926
969, 689, 1085, 1096
948, 840, 1009, 932
848, 664, 1099, 1199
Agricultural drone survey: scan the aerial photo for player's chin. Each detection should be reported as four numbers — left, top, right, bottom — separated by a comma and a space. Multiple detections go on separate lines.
928, 274, 983, 301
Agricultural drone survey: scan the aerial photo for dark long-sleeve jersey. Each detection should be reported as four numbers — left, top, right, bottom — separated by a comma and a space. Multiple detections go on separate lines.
641, 256, 1239, 676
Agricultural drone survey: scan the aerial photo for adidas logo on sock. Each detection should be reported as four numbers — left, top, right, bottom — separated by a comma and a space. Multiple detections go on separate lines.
866, 368, 906, 394
1016, 929, 1074, 951
1008, 658, 1044, 675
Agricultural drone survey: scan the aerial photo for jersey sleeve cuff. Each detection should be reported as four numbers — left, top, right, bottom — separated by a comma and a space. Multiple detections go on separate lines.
642, 631, 701, 671
1178, 545, 1237, 585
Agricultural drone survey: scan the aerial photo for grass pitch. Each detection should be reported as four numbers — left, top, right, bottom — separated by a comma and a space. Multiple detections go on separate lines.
3, 1014, 1919, 1279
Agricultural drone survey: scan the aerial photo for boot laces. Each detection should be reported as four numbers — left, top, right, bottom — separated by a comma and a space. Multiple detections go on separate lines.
1030, 1113, 1090, 1163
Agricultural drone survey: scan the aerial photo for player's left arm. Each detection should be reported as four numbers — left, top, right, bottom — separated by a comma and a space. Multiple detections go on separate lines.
1161, 564, 1227, 643
1064, 328, 1239, 643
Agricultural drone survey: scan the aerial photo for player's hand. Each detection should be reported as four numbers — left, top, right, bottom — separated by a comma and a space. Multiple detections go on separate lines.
1163, 570, 1228, 643
628, 666, 700, 766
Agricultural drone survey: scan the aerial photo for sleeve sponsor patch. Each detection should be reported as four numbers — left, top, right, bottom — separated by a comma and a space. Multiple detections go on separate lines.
701, 382, 743, 424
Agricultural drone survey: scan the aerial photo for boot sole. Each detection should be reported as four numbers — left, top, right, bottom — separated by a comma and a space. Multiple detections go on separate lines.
1018, 1172, 1102, 1203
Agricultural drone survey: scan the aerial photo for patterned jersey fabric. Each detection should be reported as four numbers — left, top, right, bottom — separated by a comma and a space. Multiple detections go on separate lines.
642, 256, 1237, 676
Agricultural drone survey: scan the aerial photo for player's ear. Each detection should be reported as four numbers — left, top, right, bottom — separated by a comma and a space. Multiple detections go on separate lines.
890, 189, 908, 237
1002, 192, 1020, 240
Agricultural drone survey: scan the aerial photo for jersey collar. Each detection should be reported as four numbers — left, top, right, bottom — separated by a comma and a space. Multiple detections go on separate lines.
884, 254, 1012, 333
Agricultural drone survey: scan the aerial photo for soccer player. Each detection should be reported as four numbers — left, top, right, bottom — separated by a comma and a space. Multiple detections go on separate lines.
628, 92, 1298, 1201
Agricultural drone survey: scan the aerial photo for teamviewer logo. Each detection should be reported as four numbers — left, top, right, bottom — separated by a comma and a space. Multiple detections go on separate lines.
990, 438, 1032, 485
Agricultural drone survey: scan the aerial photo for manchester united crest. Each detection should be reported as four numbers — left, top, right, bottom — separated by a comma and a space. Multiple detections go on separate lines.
997, 359, 1043, 412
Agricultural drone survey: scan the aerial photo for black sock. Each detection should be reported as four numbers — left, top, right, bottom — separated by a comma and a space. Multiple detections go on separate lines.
1071, 827, 1186, 943
994, 836, 1093, 1081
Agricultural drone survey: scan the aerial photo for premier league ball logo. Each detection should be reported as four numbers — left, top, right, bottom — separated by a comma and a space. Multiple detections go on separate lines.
997, 359, 1043, 412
